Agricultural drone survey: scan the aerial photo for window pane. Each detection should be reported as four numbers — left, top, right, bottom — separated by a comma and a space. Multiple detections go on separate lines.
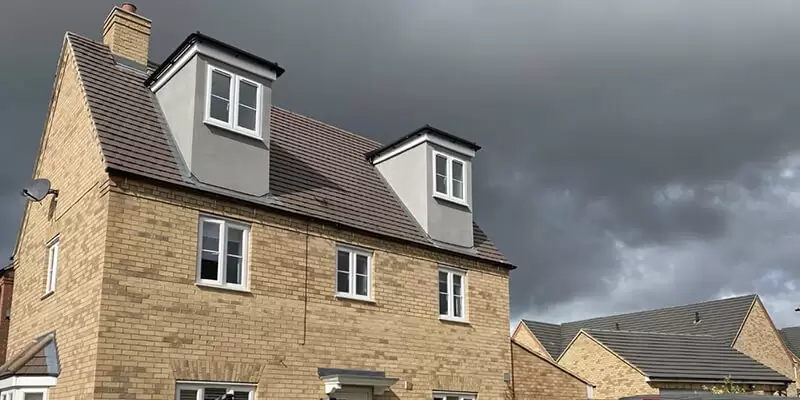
233, 392, 251, 400
211, 71, 231, 99
204, 388, 227, 400
226, 255, 242, 285
179, 389, 198, 400
439, 271, 449, 293
227, 227, 244, 256
356, 254, 368, 275
337, 250, 350, 272
452, 179, 464, 200
202, 221, 220, 251
439, 293, 449, 315
210, 97, 230, 122
435, 155, 448, 194
453, 274, 462, 295
452, 160, 464, 182
237, 105, 257, 131
23, 394, 43, 400
201, 251, 219, 280
454, 295, 463, 318
356, 274, 368, 296
337, 271, 349, 293
239, 81, 258, 108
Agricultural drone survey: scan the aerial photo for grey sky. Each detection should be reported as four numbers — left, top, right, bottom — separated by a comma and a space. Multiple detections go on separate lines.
2, 0, 800, 327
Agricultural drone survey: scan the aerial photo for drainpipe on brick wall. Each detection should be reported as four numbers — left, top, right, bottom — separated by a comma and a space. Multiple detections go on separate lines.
301, 221, 310, 345
0, 269, 14, 364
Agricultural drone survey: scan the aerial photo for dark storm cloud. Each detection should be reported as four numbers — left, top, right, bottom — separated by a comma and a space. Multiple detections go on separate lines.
2, 0, 800, 326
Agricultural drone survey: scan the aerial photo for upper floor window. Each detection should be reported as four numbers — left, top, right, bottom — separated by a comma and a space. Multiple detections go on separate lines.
45, 237, 59, 295
176, 382, 254, 400
434, 152, 466, 203
205, 65, 261, 138
438, 267, 466, 321
335, 246, 372, 301
433, 392, 476, 400
198, 216, 249, 291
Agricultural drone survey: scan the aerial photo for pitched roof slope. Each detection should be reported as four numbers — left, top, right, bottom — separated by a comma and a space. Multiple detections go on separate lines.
585, 329, 791, 383
779, 326, 800, 358
523, 320, 562, 359
525, 294, 757, 359
0, 332, 59, 378
64, 32, 509, 266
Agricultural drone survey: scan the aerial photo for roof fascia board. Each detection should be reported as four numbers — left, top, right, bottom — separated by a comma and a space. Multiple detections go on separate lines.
371, 133, 476, 165
150, 41, 278, 92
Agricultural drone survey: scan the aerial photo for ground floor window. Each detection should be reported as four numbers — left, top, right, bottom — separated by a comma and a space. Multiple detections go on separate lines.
0, 388, 48, 400
433, 392, 476, 400
176, 382, 255, 400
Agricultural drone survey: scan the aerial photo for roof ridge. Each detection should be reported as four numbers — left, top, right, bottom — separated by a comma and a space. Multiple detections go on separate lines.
565, 294, 758, 326
585, 328, 715, 338
522, 319, 561, 327
271, 106, 383, 147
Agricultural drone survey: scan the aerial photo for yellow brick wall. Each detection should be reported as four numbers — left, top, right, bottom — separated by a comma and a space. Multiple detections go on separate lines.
558, 332, 655, 400
511, 341, 589, 400
733, 298, 797, 396
91, 176, 512, 399
512, 322, 553, 361
102, 8, 151, 65
7, 42, 110, 399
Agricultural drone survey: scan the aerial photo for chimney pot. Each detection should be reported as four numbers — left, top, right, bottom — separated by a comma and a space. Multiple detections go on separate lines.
121, 2, 137, 13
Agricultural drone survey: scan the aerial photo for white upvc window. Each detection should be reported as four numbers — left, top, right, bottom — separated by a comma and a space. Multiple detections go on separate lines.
0, 388, 49, 400
433, 151, 466, 203
433, 392, 476, 400
197, 216, 249, 291
45, 237, 59, 295
335, 246, 372, 301
438, 267, 466, 322
205, 65, 262, 138
175, 382, 255, 400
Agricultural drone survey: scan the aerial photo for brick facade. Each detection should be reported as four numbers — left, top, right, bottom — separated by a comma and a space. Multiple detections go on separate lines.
7, 42, 110, 399
733, 298, 798, 396
512, 323, 552, 360
511, 341, 590, 400
558, 332, 655, 400
102, 6, 151, 65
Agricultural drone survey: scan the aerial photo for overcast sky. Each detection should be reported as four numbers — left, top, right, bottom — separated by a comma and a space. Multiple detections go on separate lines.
2, 0, 800, 328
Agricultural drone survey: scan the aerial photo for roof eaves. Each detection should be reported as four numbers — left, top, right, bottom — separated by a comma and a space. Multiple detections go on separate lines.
365, 124, 481, 161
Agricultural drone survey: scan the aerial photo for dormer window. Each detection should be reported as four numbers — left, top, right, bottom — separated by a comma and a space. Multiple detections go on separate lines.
205, 65, 261, 138
434, 151, 466, 203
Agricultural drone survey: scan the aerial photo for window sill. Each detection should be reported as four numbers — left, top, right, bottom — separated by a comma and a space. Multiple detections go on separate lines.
432, 193, 470, 209
195, 282, 251, 293
41, 291, 55, 301
203, 119, 262, 141
335, 293, 375, 304
439, 316, 470, 325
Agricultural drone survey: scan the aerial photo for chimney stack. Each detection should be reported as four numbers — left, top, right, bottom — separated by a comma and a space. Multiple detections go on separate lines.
102, 3, 151, 66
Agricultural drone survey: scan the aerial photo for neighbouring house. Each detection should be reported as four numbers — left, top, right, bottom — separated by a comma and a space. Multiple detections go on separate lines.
779, 326, 800, 389
514, 294, 797, 399
510, 339, 595, 400
2, 3, 524, 399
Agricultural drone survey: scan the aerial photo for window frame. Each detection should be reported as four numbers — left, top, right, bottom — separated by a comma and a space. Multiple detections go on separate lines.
204, 64, 262, 139
433, 392, 476, 400
45, 237, 59, 295
175, 381, 255, 400
196, 216, 250, 292
0, 388, 49, 400
334, 245, 373, 302
438, 266, 467, 322
432, 151, 468, 205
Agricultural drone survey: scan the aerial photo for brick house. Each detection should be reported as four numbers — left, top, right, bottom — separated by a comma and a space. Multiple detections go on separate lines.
0, 3, 530, 399
514, 294, 797, 399
779, 326, 800, 389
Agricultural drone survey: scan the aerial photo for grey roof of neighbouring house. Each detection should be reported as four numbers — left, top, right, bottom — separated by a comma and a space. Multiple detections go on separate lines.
779, 326, 800, 358
524, 294, 757, 360
0, 332, 59, 378
63, 32, 510, 268
584, 329, 791, 384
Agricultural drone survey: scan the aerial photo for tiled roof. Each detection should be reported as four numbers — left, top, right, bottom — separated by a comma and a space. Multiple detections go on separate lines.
65, 32, 510, 267
585, 329, 791, 383
0, 332, 59, 378
522, 320, 562, 359
524, 294, 757, 359
779, 326, 800, 358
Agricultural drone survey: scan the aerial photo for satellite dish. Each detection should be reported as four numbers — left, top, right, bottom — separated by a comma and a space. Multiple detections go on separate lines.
21, 179, 58, 202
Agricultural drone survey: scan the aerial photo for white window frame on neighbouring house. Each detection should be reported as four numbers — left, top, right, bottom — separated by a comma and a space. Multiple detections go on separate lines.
45, 237, 59, 295
175, 381, 255, 400
0, 376, 57, 400
433, 391, 476, 400
204, 64, 262, 138
433, 151, 467, 204
438, 266, 466, 322
335, 246, 373, 302
197, 216, 250, 291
